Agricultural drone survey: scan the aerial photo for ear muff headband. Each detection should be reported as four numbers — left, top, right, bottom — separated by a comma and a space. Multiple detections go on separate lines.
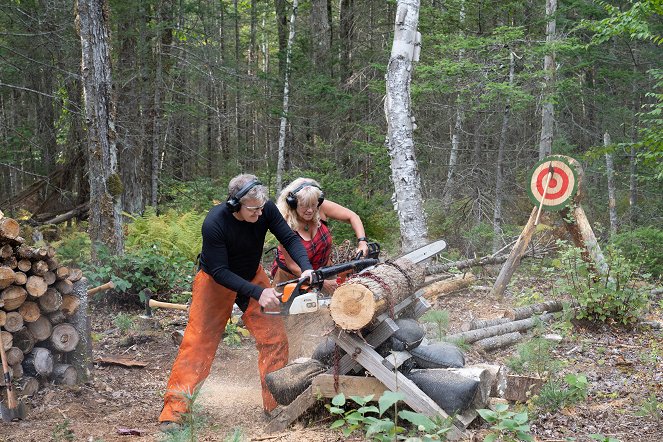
285, 182, 325, 209
226, 179, 262, 212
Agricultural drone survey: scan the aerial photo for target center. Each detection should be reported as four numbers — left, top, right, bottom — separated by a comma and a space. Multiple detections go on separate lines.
549, 178, 558, 188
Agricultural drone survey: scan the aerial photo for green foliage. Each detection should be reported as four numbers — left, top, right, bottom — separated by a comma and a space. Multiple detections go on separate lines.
420, 309, 450, 341
634, 394, 663, 421
505, 337, 562, 378
222, 316, 249, 348
477, 403, 533, 442
55, 231, 92, 266
589, 434, 621, 442
611, 227, 663, 279
555, 242, 650, 325
223, 428, 244, 442
52, 419, 75, 442
113, 313, 135, 335
531, 373, 589, 413
161, 390, 205, 442
327, 391, 454, 441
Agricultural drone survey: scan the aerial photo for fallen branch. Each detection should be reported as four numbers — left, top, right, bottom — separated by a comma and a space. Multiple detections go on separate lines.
461, 317, 511, 332
421, 273, 476, 301
427, 254, 509, 275
445, 313, 554, 344
503, 300, 563, 320
474, 331, 523, 352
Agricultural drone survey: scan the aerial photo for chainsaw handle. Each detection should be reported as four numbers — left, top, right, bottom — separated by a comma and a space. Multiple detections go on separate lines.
262, 277, 310, 315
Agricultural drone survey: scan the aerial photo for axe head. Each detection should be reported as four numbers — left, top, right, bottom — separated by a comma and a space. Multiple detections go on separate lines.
1, 399, 26, 421
140, 289, 153, 317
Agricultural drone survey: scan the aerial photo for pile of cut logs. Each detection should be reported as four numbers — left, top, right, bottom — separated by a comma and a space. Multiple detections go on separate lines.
0, 213, 82, 397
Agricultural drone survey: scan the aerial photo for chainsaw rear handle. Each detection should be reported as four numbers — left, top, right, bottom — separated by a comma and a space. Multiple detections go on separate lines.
262, 277, 311, 315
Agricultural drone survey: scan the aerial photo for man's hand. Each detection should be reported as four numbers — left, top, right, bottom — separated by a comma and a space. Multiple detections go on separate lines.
355, 242, 369, 259
258, 287, 282, 309
300, 269, 314, 282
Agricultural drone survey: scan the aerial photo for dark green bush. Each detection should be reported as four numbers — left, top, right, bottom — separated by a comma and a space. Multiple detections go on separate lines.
611, 226, 663, 279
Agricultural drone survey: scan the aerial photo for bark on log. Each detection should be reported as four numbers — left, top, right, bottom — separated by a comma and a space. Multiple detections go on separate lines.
0, 217, 20, 240
1, 285, 27, 310
474, 331, 523, 352
30, 260, 49, 276
6, 347, 24, 366
1, 330, 12, 351
61, 294, 80, 316
427, 254, 509, 275
4, 311, 24, 332
26, 275, 48, 297
421, 273, 476, 301
12, 327, 35, 353
19, 301, 41, 323
0, 244, 13, 259
56, 266, 70, 281
503, 300, 563, 320
13, 271, 27, 285
54, 278, 74, 295
445, 313, 554, 344
39, 288, 63, 313
27, 315, 52, 341
461, 317, 511, 332
50, 323, 80, 352
0, 265, 15, 289
23, 347, 54, 378
52, 363, 78, 385
19, 376, 40, 396
68, 268, 83, 282
330, 258, 425, 330
70, 278, 92, 382
2, 256, 17, 269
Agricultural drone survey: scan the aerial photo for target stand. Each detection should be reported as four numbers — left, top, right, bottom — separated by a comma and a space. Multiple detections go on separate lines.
492, 155, 608, 298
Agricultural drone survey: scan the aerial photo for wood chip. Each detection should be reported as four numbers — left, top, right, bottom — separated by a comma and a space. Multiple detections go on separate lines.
95, 355, 148, 368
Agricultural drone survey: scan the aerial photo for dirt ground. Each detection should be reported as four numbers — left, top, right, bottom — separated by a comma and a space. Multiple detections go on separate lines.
1, 271, 661, 442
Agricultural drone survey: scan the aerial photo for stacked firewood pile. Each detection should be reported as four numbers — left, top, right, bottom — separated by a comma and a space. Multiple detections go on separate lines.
0, 212, 83, 397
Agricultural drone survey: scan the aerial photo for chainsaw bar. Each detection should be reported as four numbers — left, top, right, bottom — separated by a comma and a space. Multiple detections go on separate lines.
398, 239, 447, 264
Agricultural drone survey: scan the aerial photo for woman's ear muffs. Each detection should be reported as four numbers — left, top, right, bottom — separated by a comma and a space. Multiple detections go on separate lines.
285, 182, 324, 209
226, 179, 262, 212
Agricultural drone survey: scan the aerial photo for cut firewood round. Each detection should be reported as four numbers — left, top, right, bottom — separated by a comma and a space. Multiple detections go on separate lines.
68, 268, 83, 282
30, 260, 49, 277
24, 347, 54, 378
0, 310, 5, 327
4, 311, 24, 332
11, 326, 35, 354
19, 376, 40, 397
61, 294, 80, 316
52, 363, 78, 385
13, 271, 27, 285
1, 285, 27, 310
39, 288, 63, 313
43, 271, 56, 286
0, 265, 15, 289
0, 330, 13, 351
49, 323, 80, 352
26, 275, 48, 297
54, 278, 74, 295
27, 315, 53, 342
6, 346, 24, 366
0, 217, 20, 240
0, 244, 13, 259
17, 259, 32, 273
18, 301, 41, 323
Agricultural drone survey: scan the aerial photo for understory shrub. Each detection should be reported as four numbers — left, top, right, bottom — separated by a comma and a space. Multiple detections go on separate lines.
611, 226, 663, 279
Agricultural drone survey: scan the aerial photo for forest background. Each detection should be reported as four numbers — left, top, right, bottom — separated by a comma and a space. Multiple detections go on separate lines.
0, 0, 661, 296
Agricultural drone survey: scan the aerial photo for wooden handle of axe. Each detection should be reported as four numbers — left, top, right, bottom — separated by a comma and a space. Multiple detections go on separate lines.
148, 299, 189, 311
0, 327, 17, 409
87, 281, 115, 296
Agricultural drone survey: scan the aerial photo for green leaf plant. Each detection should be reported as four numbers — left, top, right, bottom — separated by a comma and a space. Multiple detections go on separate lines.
477, 403, 534, 442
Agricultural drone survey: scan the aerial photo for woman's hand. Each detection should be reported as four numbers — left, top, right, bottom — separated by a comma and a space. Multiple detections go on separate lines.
258, 288, 282, 309
300, 269, 314, 282
356, 240, 369, 258
322, 279, 338, 295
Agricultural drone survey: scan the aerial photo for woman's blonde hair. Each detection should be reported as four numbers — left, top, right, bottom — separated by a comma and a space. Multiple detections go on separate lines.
277, 178, 323, 231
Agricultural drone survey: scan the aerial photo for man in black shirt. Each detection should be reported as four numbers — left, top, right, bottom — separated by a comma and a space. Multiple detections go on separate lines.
159, 174, 313, 430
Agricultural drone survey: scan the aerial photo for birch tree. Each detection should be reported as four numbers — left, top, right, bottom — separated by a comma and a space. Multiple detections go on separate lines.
276, 0, 298, 193
538, 0, 556, 160
604, 132, 618, 236
76, 0, 123, 258
385, 0, 427, 252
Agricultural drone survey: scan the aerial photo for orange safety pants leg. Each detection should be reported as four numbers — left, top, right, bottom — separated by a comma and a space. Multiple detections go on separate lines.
159, 267, 288, 423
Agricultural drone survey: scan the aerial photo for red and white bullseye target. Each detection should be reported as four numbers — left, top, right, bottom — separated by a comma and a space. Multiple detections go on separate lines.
527, 156, 578, 211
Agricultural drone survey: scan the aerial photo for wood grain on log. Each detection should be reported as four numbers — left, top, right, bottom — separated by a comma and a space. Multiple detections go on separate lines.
0, 310, 6, 327
4, 311, 24, 332
0, 217, 20, 240
0, 330, 12, 351
48, 310, 66, 325
1, 285, 27, 310
19, 301, 41, 322
16, 245, 33, 260
46, 257, 59, 271
39, 288, 63, 313
31, 260, 49, 276
27, 315, 52, 341
43, 271, 56, 285
17, 259, 32, 272
55, 266, 70, 280
13, 271, 27, 285
26, 275, 48, 297
61, 294, 80, 316
0, 244, 13, 259
68, 268, 83, 282
6, 347, 24, 366
503, 300, 563, 320
24, 347, 54, 378
330, 258, 424, 330
50, 323, 80, 352
52, 363, 78, 385
55, 278, 74, 295
12, 326, 35, 353
0, 265, 15, 289
2, 256, 17, 269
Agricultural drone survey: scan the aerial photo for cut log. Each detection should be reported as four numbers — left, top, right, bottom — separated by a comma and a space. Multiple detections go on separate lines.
42, 271, 56, 285
4, 311, 24, 332
68, 268, 83, 282
25, 275, 48, 297
504, 374, 545, 402
473, 363, 507, 398
503, 300, 563, 320
30, 260, 49, 276
2, 256, 17, 269
474, 331, 523, 352
421, 273, 476, 301
0, 265, 15, 289
16, 245, 34, 260
49, 323, 80, 352
12, 327, 35, 354
6, 347, 24, 366
11, 362, 23, 379
1, 330, 13, 351
55, 266, 70, 281
330, 258, 425, 330
48, 310, 67, 325
13, 271, 27, 285
46, 258, 59, 271
445, 313, 554, 344
0, 217, 20, 240
0, 244, 13, 259
19, 301, 41, 323
52, 363, 78, 385
19, 376, 40, 396
1, 285, 27, 310
445, 366, 494, 409
39, 288, 63, 313
23, 347, 54, 378
461, 317, 511, 332
0, 310, 6, 327
17, 259, 32, 272
27, 315, 53, 341
54, 278, 74, 295
61, 294, 80, 316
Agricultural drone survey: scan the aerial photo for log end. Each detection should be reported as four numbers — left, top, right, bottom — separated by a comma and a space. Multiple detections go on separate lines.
330, 284, 376, 331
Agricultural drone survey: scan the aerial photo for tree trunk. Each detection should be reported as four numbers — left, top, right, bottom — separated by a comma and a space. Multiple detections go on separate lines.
339, 0, 353, 82
385, 0, 427, 253
538, 0, 556, 160
77, 0, 124, 258
330, 258, 425, 330
604, 132, 618, 235
504, 300, 563, 321
276, 0, 299, 193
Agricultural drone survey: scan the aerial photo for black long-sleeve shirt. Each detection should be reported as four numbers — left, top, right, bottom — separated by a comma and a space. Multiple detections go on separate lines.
199, 200, 312, 306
